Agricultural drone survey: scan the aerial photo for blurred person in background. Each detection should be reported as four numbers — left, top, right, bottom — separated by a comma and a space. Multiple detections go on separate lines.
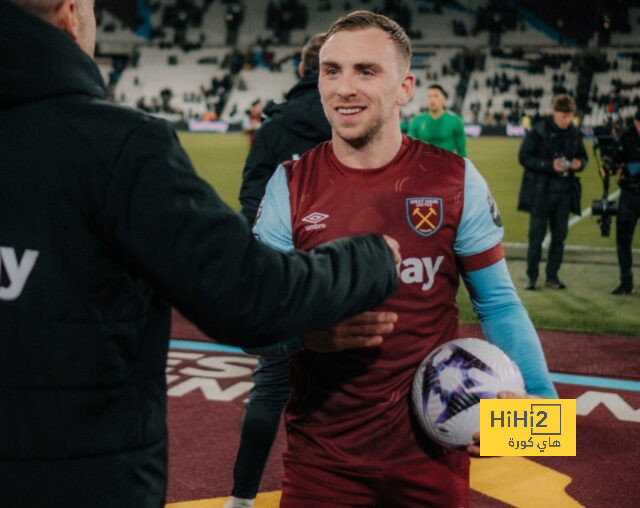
239, 33, 329, 225
407, 83, 466, 156
609, 108, 640, 294
242, 99, 264, 146
226, 32, 330, 508
518, 94, 588, 290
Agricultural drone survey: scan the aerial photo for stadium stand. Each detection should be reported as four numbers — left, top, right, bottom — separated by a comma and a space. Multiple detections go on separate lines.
115, 46, 230, 120
584, 48, 640, 127
96, 10, 146, 46
404, 48, 462, 117
221, 66, 298, 122
461, 48, 579, 126
609, 7, 640, 45
99, 0, 640, 129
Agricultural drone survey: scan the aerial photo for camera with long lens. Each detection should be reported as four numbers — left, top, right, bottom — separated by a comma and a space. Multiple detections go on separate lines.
590, 196, 618, 236
591, 125, 623, 237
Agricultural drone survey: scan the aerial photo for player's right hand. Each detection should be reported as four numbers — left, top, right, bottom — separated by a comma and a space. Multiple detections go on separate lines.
302, 311, 398, 352
467, 432, 481, 457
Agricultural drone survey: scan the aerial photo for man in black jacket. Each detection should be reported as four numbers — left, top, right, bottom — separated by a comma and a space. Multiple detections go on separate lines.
227, 33, 330, 508
239, 34, 331, 225
611, 109, 640, 294
0, 2, 400, 506
518, 94, 588, 290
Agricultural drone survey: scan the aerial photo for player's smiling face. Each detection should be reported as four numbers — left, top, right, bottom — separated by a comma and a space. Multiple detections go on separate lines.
319, 27, 414, 148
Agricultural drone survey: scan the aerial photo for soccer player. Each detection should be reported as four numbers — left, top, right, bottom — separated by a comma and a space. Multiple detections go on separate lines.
408, 83, 467, 156
254, 11, 557, 507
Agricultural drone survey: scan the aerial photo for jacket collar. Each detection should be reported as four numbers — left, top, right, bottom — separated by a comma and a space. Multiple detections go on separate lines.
0, 1, 105, 108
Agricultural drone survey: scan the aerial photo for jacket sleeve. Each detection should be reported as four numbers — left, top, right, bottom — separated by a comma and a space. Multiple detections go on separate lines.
238, 120, 280, 225
518, 129, 552, 173
105, 119, 397, 347
574, 131, 588, 172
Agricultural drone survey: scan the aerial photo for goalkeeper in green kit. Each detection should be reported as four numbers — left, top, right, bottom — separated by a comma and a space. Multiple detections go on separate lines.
408, 83, 466, 156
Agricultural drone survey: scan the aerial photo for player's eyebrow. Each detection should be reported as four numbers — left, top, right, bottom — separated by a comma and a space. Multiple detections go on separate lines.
354, 62, 383, 72
321, 60, 384, 72
321, 60, 341, 69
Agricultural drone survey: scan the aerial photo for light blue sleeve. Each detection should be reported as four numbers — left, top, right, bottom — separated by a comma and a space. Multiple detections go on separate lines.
461, 260, 558, 398
253, 165, 294, 253
454, 159, 503, 257
249, 165, 304, 357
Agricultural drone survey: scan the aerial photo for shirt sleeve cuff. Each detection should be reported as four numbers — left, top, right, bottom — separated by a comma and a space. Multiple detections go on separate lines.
459, 243, 505, 272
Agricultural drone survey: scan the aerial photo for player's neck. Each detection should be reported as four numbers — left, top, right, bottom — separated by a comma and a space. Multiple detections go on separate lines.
429, 109, 445, 119
332, 127, 404, 170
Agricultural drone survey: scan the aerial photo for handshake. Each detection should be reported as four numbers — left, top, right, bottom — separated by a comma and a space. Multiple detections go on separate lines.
303, 234, 402, 353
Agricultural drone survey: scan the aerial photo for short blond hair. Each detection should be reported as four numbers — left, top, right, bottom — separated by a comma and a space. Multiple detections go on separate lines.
324, 10, 412, 71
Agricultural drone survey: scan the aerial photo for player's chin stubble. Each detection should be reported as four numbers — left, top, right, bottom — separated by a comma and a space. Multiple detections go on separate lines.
337, 116, 384, 150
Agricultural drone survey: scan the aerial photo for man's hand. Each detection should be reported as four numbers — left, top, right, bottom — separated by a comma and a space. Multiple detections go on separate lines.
383, 235, 402, 275
467, 432, 481, 457
497, 390, 542, 399
570, 158, 582, 170
302, 311, 397, 352
467, 391, 542, 457
552, 157, 567, 173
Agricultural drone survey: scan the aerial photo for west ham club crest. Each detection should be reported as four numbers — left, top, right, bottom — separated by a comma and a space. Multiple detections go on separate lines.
406, 197, 443, 237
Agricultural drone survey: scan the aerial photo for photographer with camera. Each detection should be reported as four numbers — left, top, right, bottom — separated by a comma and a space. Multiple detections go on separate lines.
605, 108, 640, 294
518, 94, 588, 290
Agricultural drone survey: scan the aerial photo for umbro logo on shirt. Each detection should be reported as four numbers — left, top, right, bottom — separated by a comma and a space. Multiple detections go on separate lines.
302, 212, 329, 224
301, 212, 329, 231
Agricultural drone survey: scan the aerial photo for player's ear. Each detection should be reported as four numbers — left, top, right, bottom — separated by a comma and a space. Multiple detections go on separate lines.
397, 72, 415, 107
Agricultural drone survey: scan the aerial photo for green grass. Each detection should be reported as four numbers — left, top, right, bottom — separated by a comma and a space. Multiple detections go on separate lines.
179, 132, 248, 211
179, 132, 640, 336
466, 137, 636, 248
457, 260, 640, 336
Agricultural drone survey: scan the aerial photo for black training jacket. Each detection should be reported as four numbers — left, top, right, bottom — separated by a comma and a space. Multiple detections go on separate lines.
517, 117, 588, 215
238, 73, 331, 224
0, 3, 397, 506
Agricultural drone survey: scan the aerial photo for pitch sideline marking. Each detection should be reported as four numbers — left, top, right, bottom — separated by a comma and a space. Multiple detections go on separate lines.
541, 189, 621, 248
170, 341, 640, 392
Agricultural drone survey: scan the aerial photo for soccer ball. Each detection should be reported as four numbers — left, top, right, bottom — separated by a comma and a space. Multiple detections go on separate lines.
411, 338, 525, 448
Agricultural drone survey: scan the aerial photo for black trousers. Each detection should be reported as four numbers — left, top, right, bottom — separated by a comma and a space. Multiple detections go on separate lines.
526, 192, 572, 281
616, 188, 640, 285
231, 355, 290, 499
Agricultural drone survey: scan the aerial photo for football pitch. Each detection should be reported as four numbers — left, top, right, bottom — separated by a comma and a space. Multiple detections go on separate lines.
179, 132, 640, 336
